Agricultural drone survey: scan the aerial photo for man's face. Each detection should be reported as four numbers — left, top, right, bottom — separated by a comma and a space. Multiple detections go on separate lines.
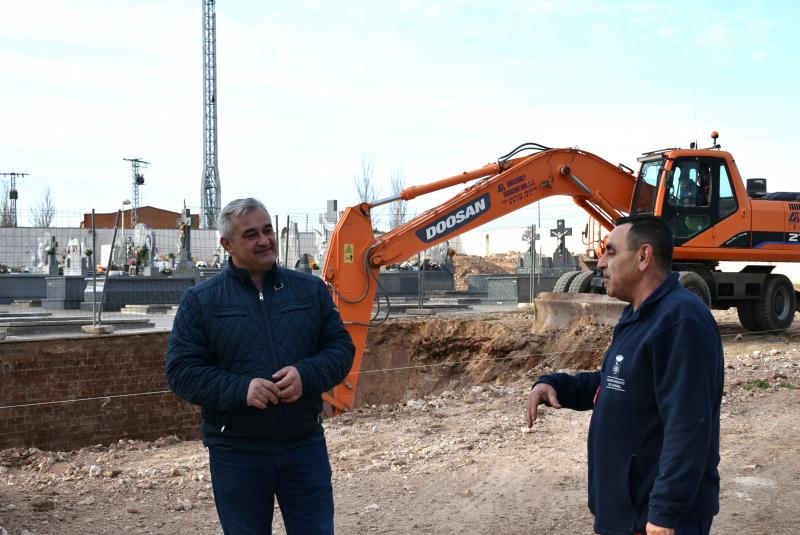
221, 208, 277, 278
597, 224, 641, 304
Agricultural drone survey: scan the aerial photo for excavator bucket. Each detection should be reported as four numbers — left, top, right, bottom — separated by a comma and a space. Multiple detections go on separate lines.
532, 292, 627, 334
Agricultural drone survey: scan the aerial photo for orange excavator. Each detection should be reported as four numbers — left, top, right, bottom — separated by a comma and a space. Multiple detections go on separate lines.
321, 133, 800, 414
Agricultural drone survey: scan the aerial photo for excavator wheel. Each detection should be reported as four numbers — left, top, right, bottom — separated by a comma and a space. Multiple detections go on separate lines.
678, 271, 711, 307
553, 271, 581, 293
736, 301, 761, 332
567, 271, 595, 294
753, 274, 796, 332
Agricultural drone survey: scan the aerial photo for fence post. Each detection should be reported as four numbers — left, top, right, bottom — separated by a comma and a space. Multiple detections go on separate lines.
91, 210, 97, 326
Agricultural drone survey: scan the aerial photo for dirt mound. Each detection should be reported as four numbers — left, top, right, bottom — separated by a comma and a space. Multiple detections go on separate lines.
452, 254, 518, 290
355, 312, 613, 407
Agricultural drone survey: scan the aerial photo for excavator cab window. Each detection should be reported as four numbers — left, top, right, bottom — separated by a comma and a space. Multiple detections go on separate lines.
662, 158, 730, 244
718, 164, 738, 218
631, 159, 663, 213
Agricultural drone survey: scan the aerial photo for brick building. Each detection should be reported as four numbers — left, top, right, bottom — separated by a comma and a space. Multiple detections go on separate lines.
81, 206, 200, 230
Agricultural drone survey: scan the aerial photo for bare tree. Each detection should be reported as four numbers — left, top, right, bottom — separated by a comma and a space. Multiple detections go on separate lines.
388, 167, 407, 230
353, 158, 378, 204
30, 186, 56, 228
0, 179, 13, 227
522, 225, 539, 254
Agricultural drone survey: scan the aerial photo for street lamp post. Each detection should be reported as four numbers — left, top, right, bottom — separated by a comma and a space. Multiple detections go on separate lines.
122, 199, 131, 264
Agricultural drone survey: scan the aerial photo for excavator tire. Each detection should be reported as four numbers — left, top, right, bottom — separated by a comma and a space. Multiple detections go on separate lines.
553, 271, 581, 293
736, 301, 761, 332
753, 274, 796, 332
678, 271, 711, 307
568, 271, 595, 294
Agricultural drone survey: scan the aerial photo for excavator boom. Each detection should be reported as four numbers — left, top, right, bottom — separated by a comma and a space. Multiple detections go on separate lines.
322, 147, 637, 413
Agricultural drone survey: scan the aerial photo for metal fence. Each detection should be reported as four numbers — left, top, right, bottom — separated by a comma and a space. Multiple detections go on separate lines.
0, 206, 583, 339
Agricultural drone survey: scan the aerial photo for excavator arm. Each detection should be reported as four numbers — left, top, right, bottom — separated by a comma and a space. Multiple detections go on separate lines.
322, 145, 637, 414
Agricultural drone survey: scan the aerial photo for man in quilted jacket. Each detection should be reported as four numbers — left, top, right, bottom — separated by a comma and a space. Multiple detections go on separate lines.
167, 198, 355, 534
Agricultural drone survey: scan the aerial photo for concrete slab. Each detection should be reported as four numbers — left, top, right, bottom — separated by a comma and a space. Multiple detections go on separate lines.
2, 318, 153, 336
0, 311, 53, 317
405, 309, 437, 316
121, 304, 178, 315
0, 316, 93, 325
12, 299, 42, 308
80, 324, 114, 335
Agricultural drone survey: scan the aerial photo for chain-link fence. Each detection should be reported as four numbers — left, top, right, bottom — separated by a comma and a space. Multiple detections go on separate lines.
0, 203, 591, 339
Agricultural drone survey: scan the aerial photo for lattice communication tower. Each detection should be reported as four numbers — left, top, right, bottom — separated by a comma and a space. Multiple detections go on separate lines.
123, 158, 150, 226
201, 0, 221, 229
0, 172, 28, 227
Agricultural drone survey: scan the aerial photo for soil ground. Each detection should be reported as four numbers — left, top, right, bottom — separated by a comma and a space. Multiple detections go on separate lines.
452, 253, 520, 290
1, 310, 799, 534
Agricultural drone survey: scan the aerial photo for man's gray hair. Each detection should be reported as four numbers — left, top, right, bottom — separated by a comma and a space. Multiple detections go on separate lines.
217, 198, 269, 241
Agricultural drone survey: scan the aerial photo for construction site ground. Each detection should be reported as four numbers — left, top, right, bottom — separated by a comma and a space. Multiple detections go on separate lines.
2, 309, 799, 534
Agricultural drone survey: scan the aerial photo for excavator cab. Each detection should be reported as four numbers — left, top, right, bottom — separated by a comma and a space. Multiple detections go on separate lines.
632, 153, 741, 247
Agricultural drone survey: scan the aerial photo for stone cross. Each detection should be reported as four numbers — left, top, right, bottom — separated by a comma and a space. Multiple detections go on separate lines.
550, 219, 573, 267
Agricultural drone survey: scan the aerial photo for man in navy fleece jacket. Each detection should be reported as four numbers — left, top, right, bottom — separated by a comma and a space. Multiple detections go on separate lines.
527, 215, 723, 535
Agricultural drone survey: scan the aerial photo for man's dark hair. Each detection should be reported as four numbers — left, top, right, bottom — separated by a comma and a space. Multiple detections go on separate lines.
614, 214, 673, 273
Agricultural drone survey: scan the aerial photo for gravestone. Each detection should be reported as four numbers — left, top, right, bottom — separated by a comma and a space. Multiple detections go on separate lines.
44, 236, 59, 276
133, 223, 157, 275
64, 237, 88, 276
175, 207, 195, 272
36, 238, 45, 268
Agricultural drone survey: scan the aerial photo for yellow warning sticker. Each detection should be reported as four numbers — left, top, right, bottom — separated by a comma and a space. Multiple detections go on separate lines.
344, 243, 354, 263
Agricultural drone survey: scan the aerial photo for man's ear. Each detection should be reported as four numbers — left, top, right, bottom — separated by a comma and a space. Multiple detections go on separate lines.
220, 237, 231, 253
638, 244, 654, 272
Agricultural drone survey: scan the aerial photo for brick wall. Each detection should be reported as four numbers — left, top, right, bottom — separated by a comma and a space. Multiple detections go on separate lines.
0, 332, 201, 451
81, 207, 200, 229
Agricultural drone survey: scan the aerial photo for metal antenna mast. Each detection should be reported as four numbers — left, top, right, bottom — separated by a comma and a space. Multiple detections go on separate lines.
0, 172, 28, 227
123, 158, 150, 226
201, 0, 221, 229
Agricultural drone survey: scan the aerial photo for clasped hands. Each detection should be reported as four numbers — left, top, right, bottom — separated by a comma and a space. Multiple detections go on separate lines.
246, 366, 302, 409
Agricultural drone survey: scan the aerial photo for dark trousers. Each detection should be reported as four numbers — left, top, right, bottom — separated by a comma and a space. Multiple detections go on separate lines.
209, 436, 334, 535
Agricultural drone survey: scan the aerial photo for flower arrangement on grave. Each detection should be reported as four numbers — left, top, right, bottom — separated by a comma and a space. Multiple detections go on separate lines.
0, 264, 9, 274
45, 245, 57, 255
84, 249, 93, 257
135, 244, 149, 266
127, 257, 137, 267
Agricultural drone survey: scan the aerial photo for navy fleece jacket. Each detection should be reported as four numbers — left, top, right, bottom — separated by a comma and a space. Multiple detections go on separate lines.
166, 261, 355, 453
537, 273, 724, 534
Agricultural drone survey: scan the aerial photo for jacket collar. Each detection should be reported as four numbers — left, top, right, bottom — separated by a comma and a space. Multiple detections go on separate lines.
620, 271, 679, 324
226, 257, 280, 289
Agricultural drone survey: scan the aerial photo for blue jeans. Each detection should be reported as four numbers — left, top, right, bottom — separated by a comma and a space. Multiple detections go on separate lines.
208, 435, 334, 535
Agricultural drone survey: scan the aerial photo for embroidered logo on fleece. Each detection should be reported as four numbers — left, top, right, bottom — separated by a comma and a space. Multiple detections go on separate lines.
606, 355, 626, 392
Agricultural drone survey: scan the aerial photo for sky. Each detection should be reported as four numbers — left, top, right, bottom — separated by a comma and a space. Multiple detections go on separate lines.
2, 0, 800, 255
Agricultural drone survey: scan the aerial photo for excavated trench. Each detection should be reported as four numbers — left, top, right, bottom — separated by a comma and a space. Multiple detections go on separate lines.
353, 312, 614, 407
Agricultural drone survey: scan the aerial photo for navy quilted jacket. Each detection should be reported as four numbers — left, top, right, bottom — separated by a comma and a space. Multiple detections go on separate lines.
166, 261, 355, 453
